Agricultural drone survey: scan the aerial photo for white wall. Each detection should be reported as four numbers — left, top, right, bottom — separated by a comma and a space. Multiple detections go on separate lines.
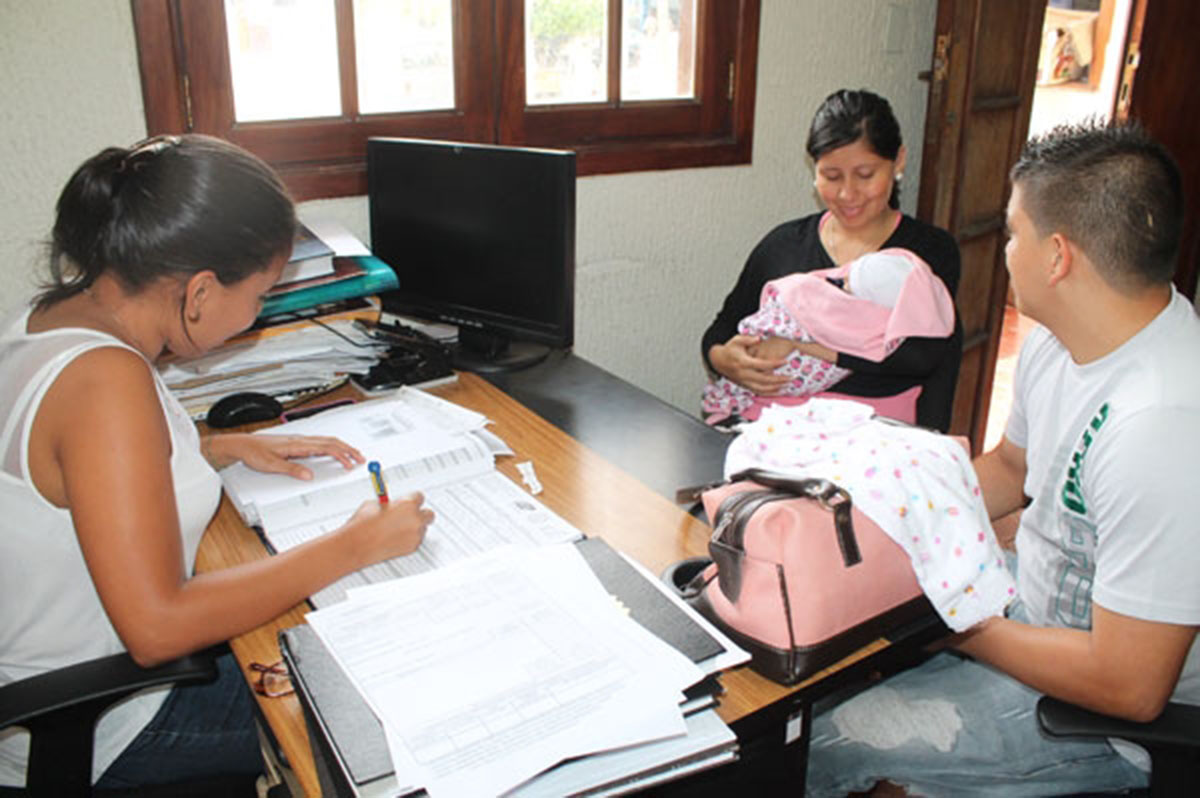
0, 0, 937, 415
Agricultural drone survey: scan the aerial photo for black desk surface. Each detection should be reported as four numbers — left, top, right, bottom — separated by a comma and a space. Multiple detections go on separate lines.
479, 351, 730, 503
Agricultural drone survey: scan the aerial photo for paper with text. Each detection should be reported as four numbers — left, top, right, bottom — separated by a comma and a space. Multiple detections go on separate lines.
307, 545, 697, 798
221, 390, 489, 523
277, 469, 582, 607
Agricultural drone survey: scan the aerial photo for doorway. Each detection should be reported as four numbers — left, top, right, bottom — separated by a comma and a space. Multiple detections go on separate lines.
982, 0, 1133, 450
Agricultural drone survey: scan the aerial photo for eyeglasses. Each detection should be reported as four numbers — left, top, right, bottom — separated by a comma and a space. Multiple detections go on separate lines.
249, 660, 294, 698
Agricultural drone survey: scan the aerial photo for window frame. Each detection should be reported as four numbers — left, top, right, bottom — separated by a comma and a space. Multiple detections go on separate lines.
132, 0, 760, 201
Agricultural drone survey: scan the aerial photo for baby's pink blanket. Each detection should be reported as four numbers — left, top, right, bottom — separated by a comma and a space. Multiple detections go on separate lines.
702, 249, 955, 425
756, 248, 954, 362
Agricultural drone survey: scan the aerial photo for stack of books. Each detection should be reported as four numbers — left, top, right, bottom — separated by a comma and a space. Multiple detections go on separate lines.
260, 219, 399, 320
282, 222, 337, 283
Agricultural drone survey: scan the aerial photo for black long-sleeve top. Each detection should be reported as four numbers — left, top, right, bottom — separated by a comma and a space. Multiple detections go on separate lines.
702, 212, 963, 431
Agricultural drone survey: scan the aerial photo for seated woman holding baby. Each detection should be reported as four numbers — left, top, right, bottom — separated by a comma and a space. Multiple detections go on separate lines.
702, 89, 962, 430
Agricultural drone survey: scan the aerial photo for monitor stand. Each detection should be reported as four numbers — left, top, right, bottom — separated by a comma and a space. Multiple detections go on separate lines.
452, 328, 551, 374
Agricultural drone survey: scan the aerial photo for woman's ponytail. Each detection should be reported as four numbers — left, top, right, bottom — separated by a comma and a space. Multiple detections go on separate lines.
39, 146, 128, 307
36, 135, 294, 310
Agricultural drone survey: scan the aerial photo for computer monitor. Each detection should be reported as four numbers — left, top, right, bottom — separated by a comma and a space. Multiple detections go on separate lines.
367, 137, 576, 372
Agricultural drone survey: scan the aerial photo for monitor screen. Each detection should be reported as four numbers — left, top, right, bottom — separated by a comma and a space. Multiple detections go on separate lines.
367, 137, 576, 371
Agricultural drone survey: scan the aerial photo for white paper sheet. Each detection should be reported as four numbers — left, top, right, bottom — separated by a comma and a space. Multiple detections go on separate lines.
507, 708, 736, 797
220, 393, 490, 524
307, 545, 696, 798
301, 217, 373, 257
290, 471, 584, 607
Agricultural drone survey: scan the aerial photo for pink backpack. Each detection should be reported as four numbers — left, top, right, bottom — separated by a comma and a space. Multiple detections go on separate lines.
688, 468, 943, 684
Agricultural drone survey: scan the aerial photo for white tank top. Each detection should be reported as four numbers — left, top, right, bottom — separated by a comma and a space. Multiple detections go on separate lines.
0, 303, 222, 786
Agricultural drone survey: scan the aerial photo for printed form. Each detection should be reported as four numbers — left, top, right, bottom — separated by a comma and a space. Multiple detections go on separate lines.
216, 390, 582, 606
306, 544, 701, 798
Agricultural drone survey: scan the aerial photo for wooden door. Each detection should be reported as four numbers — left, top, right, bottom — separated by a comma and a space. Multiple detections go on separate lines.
917, 0, 1045, 452
1116, 0, 1200, 298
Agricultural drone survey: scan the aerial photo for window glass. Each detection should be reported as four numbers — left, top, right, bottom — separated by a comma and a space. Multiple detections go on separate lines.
135, 0, 760, 197
620, 0, 695, 101
355, 0, 455, 114
225, 0, 342, 122
525, 0, 608, 106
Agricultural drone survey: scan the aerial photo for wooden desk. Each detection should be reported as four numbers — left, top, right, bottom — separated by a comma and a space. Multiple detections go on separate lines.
197, 372, 935, 796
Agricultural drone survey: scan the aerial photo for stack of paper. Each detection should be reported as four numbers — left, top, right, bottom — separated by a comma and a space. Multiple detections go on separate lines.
218, 389, 584, 607
306, 544, 728, 798
280, 221, 337, 284
159, 318, 388, 419
245, 386, 750, 794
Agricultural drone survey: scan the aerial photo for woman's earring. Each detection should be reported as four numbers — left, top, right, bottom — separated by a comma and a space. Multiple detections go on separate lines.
894, 171, 904, 181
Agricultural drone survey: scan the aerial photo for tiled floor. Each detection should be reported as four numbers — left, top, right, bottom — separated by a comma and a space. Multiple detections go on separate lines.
983, 305, 1038, 451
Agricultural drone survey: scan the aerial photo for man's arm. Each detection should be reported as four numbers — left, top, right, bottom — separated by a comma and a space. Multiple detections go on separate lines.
960, 436, 1192, 721
955, 606, 1197, 722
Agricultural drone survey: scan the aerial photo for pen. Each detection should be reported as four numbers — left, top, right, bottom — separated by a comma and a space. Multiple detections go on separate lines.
367, 460, 389, 505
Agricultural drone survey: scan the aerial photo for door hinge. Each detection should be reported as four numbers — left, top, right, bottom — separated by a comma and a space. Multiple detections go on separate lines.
932, 33, 951, 83
181, 73, 195, 131
1116, 41, 1140, 119
728, 61, 735, 101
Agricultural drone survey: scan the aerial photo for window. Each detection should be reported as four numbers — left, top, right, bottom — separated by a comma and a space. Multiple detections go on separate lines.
132, 0, 761, 201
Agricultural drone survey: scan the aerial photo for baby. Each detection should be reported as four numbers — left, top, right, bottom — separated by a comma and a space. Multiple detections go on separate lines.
702, 248, 955, 425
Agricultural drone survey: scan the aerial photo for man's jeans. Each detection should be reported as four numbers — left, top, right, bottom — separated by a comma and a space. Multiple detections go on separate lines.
805, 602, 1149, 797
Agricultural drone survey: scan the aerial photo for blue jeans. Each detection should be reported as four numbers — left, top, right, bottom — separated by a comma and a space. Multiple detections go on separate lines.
95, 652, 262, 789
805, 603, 1149, 797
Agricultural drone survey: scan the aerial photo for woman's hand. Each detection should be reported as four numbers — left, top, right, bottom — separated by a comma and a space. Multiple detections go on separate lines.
203, 433, 364, 479
790, 341, 839, 363
339, 493, 433, 567
708, 334, 791, 394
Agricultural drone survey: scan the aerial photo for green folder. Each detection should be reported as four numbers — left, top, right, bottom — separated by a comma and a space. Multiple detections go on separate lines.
259, 255, 398, 318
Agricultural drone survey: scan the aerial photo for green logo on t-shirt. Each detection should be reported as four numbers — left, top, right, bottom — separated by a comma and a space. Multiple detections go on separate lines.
1061, 403, 1110, 515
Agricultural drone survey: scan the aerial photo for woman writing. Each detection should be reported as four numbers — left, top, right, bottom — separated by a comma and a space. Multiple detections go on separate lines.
702, 89, 962, 430
0, 135, 432, 789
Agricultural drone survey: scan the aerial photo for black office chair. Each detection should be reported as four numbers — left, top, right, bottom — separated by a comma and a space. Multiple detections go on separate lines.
1037, 696, 1200, 798
0, 646, 258, 797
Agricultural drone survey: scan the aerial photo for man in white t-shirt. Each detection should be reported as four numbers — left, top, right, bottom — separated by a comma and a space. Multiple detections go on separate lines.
805, 121, 1200, 797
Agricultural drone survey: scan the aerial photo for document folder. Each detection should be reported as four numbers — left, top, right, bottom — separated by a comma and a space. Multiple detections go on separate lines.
280, 538, 736, 796
574, 537, 724, 664
281, 625, 737, 798
282, 624, 389, 795
259, 255, 399, 318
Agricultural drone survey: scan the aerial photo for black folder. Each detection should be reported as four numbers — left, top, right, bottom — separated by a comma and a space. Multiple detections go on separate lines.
574, 537, 724, 663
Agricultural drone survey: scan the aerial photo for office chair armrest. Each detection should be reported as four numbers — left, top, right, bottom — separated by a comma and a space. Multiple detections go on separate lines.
0, 649, 219, 730
1037, 696, 1200, 751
